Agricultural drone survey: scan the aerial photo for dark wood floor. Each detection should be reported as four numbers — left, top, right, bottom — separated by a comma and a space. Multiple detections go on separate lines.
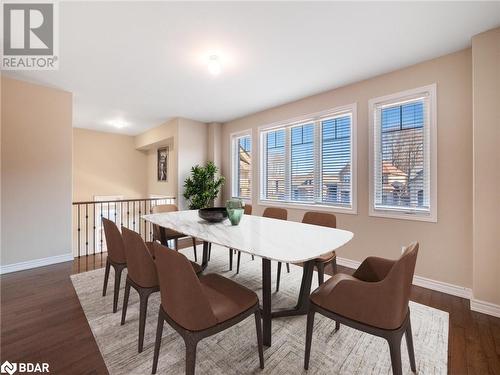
1, 240, 499, 374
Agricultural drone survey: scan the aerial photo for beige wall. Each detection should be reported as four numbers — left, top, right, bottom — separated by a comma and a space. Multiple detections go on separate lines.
208, 123, 223, 206
177, 118, 208, 209
472, 28, 500, 305
146, 137, 177, 197
222, 49, 473, 289
73, 128, 148, 201
1, 77, 72, 266
135, 117, 208, 208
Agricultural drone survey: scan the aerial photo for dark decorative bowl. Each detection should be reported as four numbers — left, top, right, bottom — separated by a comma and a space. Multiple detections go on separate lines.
198, 207, 228, 223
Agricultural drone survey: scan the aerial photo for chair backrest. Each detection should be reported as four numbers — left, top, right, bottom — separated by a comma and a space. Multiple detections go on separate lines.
102, 218, 126, 264
153, 242, 217, 331
121, 227, 158, 288
152, 204, 178, 214
382, 242, 419, 327
151, 204, 178, 243
302, 211, 336, 228
244, 203, 252, 215
262, 207, 287, 220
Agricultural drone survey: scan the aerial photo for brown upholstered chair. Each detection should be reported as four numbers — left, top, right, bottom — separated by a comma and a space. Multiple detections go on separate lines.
231, 203, 253, 271
152, 204, 198, 262
304, 242, 419, 375
120, 227, 160, 353
152, 242, 264, 375
253, 208, 289, 288
276, 211, 338, 292
102, 218, 127, 313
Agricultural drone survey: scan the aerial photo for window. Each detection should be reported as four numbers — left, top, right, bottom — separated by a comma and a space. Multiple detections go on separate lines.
369, 84, 437, 222
260, 104, 357, 213
231, 132, 252, 200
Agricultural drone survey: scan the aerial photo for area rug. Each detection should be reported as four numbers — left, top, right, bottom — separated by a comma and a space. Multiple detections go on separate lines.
71, 245, 448, 374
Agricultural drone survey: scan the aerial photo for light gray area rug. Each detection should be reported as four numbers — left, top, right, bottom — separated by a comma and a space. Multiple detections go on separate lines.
71, 245, 448, 374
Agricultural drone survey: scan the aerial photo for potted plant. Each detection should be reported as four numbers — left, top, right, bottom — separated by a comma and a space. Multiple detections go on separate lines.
183, 161, 225, 209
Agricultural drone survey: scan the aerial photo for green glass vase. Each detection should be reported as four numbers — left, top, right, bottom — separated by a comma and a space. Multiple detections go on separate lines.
226, 199, 244, 226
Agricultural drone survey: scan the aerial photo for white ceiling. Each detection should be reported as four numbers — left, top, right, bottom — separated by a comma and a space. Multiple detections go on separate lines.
6, 1, 500, 135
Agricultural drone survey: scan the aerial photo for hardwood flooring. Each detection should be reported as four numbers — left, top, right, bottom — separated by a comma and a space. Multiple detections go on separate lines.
1, 240, 499, 374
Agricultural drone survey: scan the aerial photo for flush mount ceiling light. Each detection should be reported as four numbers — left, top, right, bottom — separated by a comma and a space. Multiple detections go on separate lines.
107, 119, 128, 129
207, 55, 221, 76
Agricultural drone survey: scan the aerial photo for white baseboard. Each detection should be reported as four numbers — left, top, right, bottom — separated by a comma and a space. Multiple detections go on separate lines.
336, 257, 362, 270
337, 257, 472, 299
0, 253, 74, 275
412, 275, 472, 299
470, 298, 500, 318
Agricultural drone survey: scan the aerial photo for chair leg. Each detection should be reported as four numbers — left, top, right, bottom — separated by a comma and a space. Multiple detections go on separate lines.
121, 279, 131, 325
405, 318, 417, 372
335, 321, 340, 331
185, 339, 198, 375
276, 262, 282, 292
254, 308, 265, 369
192, 238, 197, 262
174, 238, 179, 251
138, 290, 152, 353
304, 308, 316, 370
229, 249, 233, 271
387, 334, 403, 375
236, 251, 241, 274
102, 258, 110, 296
251, 255, 254, 260
152, 311, 164, 374
208, 243, 211, 260
331, 257, 338, 274
317, 262, 325, 285
113, 265, 124, 313
286, 263, 290, 273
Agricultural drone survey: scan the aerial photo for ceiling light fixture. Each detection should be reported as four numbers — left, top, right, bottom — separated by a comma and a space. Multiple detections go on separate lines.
108, 119, 128, 129
207, 55, 221, 76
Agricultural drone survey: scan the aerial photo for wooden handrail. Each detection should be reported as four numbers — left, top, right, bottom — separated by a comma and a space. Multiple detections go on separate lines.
72, 197, 176, 205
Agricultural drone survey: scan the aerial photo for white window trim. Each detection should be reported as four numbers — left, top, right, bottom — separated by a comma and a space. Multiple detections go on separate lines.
229, 129, 253, 203
368, 84, 437, 222
257, 103, 357, 215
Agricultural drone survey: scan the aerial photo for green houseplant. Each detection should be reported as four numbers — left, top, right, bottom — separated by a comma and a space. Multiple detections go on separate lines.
183, 161, 225, 209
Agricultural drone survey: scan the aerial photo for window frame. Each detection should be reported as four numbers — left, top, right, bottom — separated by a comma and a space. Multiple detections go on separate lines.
258, 104, 357, 214
230, 129, 253, 203
368, 84, 437, 222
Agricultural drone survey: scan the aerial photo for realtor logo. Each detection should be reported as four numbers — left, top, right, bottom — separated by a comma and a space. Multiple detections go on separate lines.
1, 1, 59, 70
0, 361, 17, 375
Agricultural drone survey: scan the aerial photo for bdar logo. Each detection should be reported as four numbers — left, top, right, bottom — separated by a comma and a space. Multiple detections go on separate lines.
0, 361, 17, 375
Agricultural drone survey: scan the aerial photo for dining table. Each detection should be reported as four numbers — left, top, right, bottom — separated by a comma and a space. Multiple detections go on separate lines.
142, 209, 353, 347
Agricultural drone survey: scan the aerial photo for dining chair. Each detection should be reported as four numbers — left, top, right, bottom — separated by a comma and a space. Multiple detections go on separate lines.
252, 208, 289, 288
102, 218, 127, 313
276, 211, 338, 291
120, 227, 160, 353
304, 242, 419, 375
231, 203, 253, 271
151, 242, 264, 375
152, 204, 198, 262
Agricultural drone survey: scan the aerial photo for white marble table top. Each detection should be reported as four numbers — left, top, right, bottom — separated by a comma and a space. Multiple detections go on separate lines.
143, 210, 353, 263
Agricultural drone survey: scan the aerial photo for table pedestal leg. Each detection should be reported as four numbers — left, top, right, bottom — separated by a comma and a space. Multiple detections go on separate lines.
201, 241, 210, 271
262, 258, 272, 346
271, 260, 315, 318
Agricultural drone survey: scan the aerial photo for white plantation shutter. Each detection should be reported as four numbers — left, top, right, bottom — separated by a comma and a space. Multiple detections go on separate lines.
371, 85, 436, 219
260, 106, 355, 211
321, 114, 352, 206
264, 129, 286, 200
232, 134, 252, 200
291, 123, 315, 202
